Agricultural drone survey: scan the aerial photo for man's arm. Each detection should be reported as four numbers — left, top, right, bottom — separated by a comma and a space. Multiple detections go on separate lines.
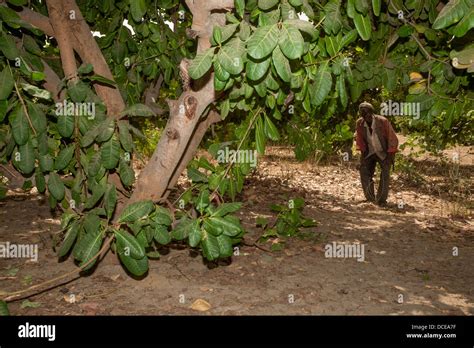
385, 119, 399, 153
355, 118, 367, 153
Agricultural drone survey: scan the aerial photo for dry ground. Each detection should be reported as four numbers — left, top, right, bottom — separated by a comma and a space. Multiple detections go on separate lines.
0, 146, 473, 315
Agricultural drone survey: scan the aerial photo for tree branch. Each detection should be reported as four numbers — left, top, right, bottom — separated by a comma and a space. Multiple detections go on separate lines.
46, 0, 78, 83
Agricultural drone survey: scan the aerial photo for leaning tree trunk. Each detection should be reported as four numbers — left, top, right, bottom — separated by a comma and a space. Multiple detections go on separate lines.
123, 0, 233, 208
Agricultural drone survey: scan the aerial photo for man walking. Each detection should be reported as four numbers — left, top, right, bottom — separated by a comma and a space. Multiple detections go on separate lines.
355, 101, 399, 205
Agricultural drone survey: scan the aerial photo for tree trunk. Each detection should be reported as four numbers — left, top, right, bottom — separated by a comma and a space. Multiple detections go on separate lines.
123, 0, 233, 209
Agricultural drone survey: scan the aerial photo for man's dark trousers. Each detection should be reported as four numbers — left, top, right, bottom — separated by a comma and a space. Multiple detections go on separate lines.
360, 154, 391, 204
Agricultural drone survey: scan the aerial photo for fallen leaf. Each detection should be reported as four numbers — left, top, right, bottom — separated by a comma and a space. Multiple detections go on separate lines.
190, 299, 211, 312
21, 300, 41, 309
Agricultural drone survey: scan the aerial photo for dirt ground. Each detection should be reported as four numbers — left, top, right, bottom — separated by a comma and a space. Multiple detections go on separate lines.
0, 146, 473, 315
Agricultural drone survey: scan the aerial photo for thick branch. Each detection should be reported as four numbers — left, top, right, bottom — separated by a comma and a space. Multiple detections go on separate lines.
165, 109, 222, 196
41, 59, 65, 101
0, 2, 55, 36
62, 0, 125, 117
46, 0, 78, 83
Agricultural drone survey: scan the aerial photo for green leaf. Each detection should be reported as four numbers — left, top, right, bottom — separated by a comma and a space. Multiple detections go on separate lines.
104, 184, 117, 220
340, 29, 358, 48
118, 200, 154, 223
324, 0, 343, 35
100, 136, 120, 169
255, 116, 266, 154
283, 19, 318, 38
82, 213, 101, 234
171, 217, 192, 240
278, 23, 304, 59
311, 61, 332, 106
433, 0, 469, 30
118, 120, 133, 152
188, 47, 215, 79
35, 168, 46, 193
68, 81, 88, 102
246, 57, 271, 81
27, 102, 47, 134
153, 224, 171, 245
217, 40, 245, 75
216, 234, 233, 257
0, 300, 10, 316
0, 100, 7, 122
115, 229, 145, 259
130, 0, 147, 22
258, 0, 278, 10
372, 0, 381, 16
353, 12, 372, 40
208, 216, 242, 236
272, 45, 292, 82
152, 206, 172, 226
453, 7, 474, 37
0, 32, 20, 60
39, 154, 54, 172
10, 106, 29, 145
212, 202, 242, 217
120, 103, 154, 117
355, 0, 369, 14
201, 230, 220, 261
76, 229, 103, 271
77, 63, 94, 74
95, 118, 115, 143
57, 115, 75, 138
264, 114, 280, 140
88, 75, 117, 86
58, 220, 79, 258
30, 71, 45, 81
54, 145, 75, 171
235, 0, 245, 18
16, 141, 35, 175
187, 167, 208, 183
196, 189, 210, 214
220, 23, 239, 43
325, 36, 340, 57
247, 24, 279, 59
214, 59, 230, 82
0, 67, 14, 100
119, 158, 135, 187
337, 74, 348, 108
85, 184, 106, 209
188, 220, 202, 247
118, 253, 148, 276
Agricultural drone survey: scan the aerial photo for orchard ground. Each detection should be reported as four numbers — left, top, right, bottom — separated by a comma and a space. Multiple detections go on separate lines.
0, 143, 473, 315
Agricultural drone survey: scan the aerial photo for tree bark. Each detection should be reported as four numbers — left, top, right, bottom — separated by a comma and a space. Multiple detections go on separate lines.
62, 0, 126, 118
123, 0, 232, 210
46, 0, 78, 83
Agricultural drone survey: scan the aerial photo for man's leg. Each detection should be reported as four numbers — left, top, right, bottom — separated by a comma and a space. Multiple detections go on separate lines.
360, 154, 377, 202
376, 158, 391, 205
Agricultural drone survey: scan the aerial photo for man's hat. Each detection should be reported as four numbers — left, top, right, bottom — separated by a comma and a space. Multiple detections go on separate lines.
359, 101, 374, 111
